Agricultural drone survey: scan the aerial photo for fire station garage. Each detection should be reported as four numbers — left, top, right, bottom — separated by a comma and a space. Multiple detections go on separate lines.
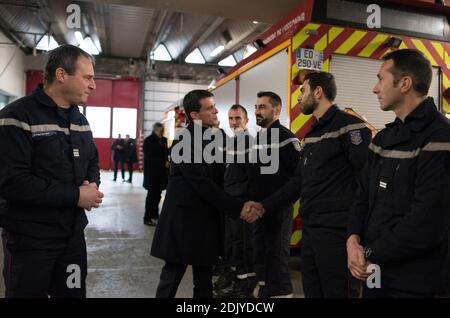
0, 0, 449, 300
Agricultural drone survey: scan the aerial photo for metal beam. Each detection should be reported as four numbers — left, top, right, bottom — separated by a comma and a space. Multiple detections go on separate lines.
0, 1, 40, 9
0, 13, 26, 49
176, 16, 225, 63
93, 56, 218, 84
210, 25, 267, 64
153, 11, 175, 50
139, 9, 166, 59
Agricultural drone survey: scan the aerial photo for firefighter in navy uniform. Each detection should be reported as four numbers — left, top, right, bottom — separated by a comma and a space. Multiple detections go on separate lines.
347, 49, 450, 298
0, 45, 103, 298
246, 92, 301, 298
242, 72, 371, 298
215, 104, 257, 298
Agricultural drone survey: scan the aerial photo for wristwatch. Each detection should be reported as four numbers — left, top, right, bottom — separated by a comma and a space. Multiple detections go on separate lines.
364, 246, 375, 262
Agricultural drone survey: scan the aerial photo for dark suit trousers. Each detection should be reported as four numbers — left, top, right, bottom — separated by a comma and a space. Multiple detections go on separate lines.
2, 229, 87, 298
301, 227, 349, 298
126, 161, 134, 181
155, 262, 213, 298
113, 160, 125, 180
144, 187, 163, 220
253, 205, 293, 297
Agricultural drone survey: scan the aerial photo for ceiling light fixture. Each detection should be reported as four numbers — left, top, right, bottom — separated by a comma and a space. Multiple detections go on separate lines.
36, 35, 59, 51
243, 44, 257, 59
185, 48, 206, 64
218, 55, 236, 67
210, 45, 225, 57
153, 43, 172, 61
74, 31, 84, 45
79, 36, 100, 55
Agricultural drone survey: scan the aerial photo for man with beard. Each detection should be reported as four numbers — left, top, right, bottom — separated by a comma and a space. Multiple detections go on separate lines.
242, 72, 371, 297
245, 92, 301, 298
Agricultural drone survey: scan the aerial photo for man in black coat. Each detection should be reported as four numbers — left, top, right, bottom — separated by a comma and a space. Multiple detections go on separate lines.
111, 134, 125, 181
347, 49, 450, 297
143, 123, 168, 225
151, 90, 244, 298
124, 134, 137, 183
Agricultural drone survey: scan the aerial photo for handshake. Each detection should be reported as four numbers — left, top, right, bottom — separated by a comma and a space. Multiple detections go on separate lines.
240, 201, 265, 223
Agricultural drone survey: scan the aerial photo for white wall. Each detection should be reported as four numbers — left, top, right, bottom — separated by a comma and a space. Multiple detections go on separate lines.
143, 80, 206, 137
24, 53, 47, 71
0, 32, 26, 101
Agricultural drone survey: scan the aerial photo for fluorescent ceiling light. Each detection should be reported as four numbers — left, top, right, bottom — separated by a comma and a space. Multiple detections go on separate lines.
218, 55, 236, 67
79, 36, 100, 55
252, 21, 259, 24
153, 43, 172, 61
185, 48, 206, 64
243, 44, 257, 59
210, 45, 224, 57
36, 35, 59, 51
74, 31, 84, 45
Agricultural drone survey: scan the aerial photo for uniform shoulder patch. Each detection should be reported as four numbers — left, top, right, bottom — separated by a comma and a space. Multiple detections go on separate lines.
349, 130, 363, 145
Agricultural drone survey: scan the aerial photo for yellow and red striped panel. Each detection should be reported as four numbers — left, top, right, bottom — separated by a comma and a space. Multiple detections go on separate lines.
290, 23, 450, 137
443, 43, 450, 113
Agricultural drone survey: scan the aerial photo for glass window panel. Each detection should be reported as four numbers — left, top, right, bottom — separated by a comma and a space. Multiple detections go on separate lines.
112, 107, 137, 139
86, 106, 111, 138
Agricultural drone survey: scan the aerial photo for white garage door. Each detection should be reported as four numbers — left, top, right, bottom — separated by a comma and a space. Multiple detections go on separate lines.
330, 54, 440, 130
212, 79, 237, 137
239, 49, 290, 131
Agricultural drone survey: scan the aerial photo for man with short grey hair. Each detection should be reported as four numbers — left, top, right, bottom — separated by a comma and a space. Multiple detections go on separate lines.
0, 44, 103, 298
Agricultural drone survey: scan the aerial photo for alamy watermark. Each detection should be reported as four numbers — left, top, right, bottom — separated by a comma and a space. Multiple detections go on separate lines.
66, 264, 81, 289
366, 4, 381, 29
170, 121, 301, 175
366, 263, 381, 289
66, 4, 81, 29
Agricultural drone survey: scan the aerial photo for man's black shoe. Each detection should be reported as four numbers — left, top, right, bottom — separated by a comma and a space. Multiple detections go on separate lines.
144, 219, 156, 226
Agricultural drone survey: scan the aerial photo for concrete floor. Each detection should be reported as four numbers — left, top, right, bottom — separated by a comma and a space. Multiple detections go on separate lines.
0, 170, 304, 298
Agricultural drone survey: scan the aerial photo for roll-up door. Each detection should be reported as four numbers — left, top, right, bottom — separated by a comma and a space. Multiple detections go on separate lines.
330, 54, 440, 130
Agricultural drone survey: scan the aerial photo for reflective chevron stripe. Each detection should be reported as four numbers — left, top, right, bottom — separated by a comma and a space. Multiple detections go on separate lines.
369, 142, 450, 159
304, 123, 367, 144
